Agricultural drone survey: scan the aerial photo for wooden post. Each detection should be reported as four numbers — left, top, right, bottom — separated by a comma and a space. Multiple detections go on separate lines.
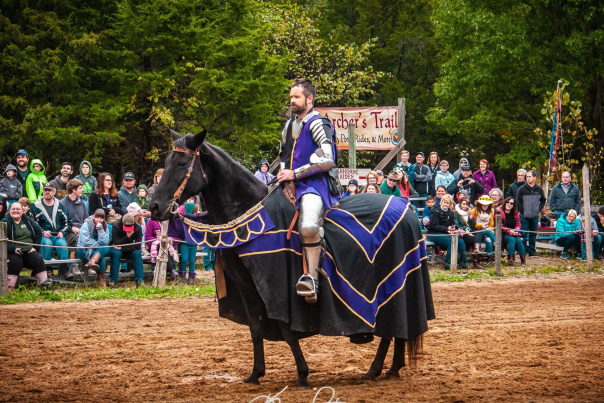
374, 98, 406, 172
450, 233, 458, 271
0, 222, 7, 297
582, 164, 593, 270
348, 123, 356, 169
495, 214, 502, 275
153, 220, 170, 287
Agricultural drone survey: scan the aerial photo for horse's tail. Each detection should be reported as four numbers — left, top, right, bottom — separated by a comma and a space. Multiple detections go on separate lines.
406, 334, 424, 366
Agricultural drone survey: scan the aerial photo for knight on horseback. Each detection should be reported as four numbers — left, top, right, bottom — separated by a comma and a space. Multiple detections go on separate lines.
277, 78, 341, 304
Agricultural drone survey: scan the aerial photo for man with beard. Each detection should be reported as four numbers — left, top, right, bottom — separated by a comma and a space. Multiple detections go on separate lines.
447, 164, 484, 206
277, 78, 340, 304
14, 149, 30, 189
49, 162, 73, 200
506, 168, 526, 199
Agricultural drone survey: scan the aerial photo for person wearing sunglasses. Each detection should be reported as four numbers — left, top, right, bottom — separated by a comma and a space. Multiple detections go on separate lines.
498, 196, 526, 266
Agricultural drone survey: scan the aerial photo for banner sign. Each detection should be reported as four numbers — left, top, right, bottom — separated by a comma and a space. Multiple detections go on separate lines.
338, 168, 371, 186
316, 107, 399, 151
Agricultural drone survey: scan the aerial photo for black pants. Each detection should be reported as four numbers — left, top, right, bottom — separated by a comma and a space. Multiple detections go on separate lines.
8, 250, 46, 276
555, 234, 581, 253
461, 233, 475, 251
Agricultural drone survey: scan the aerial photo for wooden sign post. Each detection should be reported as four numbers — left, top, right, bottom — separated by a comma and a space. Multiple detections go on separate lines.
582, 164, 593, 270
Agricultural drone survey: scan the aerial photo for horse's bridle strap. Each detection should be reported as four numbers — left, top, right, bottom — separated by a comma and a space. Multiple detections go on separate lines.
171, 146, 207, 203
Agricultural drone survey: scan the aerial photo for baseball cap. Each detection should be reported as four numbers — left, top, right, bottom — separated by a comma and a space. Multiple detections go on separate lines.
43, 182, 56, 190
123, 172, 135, 180
416, 151, 425, 157
348, 179, 359, 187
122, 214, 135, 231
16, 149, 28, 157
461, 164, 472, 171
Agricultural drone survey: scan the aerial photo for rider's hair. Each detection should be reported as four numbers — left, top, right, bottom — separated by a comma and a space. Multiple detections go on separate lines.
291, 78, 316, 101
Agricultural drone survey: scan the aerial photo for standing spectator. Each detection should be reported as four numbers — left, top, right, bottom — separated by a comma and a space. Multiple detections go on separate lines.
77, 210, 121, 288
489, 188, 504, 211
0, 164, 23, 205
375, 170, 384, 185
453, 157, 470, 180
2, 202, 50, 291
554, 209, 581, 259
25, 159, 47, 203
516, 170, 546, 257
549, 171, 582, 214
88, 173, 122, 225
30, 182, 72, 276
473, 159, 497, 197
254, 159, 275, 185
134, 185, 151, 210
342, 179, 360, 197
426, 152, 440, 196
591, 206, 604, 258
577, 212, 602, 261
14, 149, 31, 189
470, 196, 496, 263
453, 195, 476, 253
412, 152, 432, 209
48, 162, 73, 200
0, 193, 8, 220
380, 172, 402, 197
178, 202, 200, 283
434, 160, 455, 191
506, 169, 526, 199
498, 197, 526, 266
118, 172, 138, 215
75, 161, 97, 201
447, 164, 484, 205
362, 183, 381, 194
111, 214, 145, 287
394, 150, 415, 186
147, 169, 164, 199
428, 194, 467, 270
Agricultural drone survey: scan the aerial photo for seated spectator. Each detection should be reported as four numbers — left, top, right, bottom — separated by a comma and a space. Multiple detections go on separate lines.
0, 193, 7, 220
1, 202, 50, 291
428, 194, 467, 270
470, 196, 496, 263
473, 159, 497, 197
60, 179, 89, 278
118, 172, 138, 215
422, 195, 436, 228
434, 160, 455, 191
591, 206, 604, 258
498, 197, 526, 266
376, 170, 384, 185
489, 188, 504, 211
48, 162, 73, 200
111, 214, 145, 287
506, 169, 526, 199
453, 157, 470, 180
254, 159, 275, 185
447, 164, 484, 205
88, 173, 122, 225
147, 169, 164, 199
434, 185, 447, 207
135, 185, 151, 211
453, 195, 476, 254
145, 218, 179, 279
554, 209, 581, 259
25, 159, 47, 202
577, 212, 602, 261
17, 197, 34, 218
30, 182, 72, 276
0, 164, 23, 205
343, 179, 360, 197
75, 160, 97, 201
362, 183, 381, 194
127, 202, 148, 255
77, 209, 121, 288
398, 171, 418, 200
380, 171, 402, 197
549, 171, 582, 215
177, 202, 200, 283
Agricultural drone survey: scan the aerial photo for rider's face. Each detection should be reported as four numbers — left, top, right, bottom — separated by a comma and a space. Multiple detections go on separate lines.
290, 86, 312, 116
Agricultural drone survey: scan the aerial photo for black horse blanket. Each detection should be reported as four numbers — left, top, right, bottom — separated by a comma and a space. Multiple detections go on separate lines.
171, 188, 434, 342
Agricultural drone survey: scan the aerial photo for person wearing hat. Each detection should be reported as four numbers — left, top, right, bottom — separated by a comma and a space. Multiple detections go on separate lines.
25, 158, 48, 203
447, 164, 484, 205
30, 182, 72, 276
111, 213, 145, 287
412, 152, 432, 209
0, 164, 23, 205
343, 179, 360, 197
470, 195, 497, 263
453, 157, 470, 181
14, 149, 30, 189
118, 172, 139, 215
254, 159, 275, 185
380, 171, 402, 197
77, 209, 121, 288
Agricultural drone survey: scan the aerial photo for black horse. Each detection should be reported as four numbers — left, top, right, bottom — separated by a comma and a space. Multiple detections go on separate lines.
150, 130, 434, 386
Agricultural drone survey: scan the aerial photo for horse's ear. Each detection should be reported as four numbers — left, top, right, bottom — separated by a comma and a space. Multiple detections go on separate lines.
186, 129, 207, 150
169, 129, 182, 141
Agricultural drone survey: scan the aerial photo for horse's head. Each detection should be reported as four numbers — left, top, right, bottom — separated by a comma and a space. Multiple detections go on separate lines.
150, 129, 208, 221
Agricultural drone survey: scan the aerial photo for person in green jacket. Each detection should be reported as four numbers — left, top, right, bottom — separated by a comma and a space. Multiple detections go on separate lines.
25, 159, 47, 203
555, 209, 582, 259
75, 160, 97, 201
379, 171, 402, 197
134, 184, 151, 210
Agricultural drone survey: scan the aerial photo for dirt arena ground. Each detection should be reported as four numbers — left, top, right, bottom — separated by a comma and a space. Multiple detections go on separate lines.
1, 272, 603, 402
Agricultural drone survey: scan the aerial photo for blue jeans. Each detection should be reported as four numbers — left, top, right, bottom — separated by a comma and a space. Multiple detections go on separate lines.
40, 236, 69, 262
179, 243, 198, 273
503, 234, 525, 256
474, 230, 495, 255
77, 247, 116, 274
520, 216, 539, 255
429, 235, 467, 268
111, 249, 144, 284
581, 234, 602, 259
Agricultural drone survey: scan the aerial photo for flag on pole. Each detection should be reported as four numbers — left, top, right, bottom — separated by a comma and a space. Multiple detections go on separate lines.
548, 83, 562, 176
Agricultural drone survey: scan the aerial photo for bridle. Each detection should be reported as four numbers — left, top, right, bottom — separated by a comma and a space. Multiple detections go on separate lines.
164, 146, 208, 216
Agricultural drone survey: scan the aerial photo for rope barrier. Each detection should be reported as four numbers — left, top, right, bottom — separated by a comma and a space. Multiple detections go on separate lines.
2, 237, 190, 250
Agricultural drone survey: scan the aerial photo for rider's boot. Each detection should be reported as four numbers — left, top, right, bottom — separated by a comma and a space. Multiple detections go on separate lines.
296, 244, 321, 304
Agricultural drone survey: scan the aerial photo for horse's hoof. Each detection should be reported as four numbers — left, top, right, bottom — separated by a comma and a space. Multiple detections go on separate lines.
244, 375, 261, 385
295, 378, 310, 388
385, 370, 400, 379
361, 372, 379, 381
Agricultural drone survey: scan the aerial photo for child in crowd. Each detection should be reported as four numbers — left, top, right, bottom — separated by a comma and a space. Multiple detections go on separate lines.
177, 202, 200, 283
150, 230, 180, 264
343, 179, 359, 196
422, 195, 436, 229
17, 197, 34, 218
75, 161, 97, 201
135, 185, 151, 210
0, 164, 23, 205
25, 159, 47, 202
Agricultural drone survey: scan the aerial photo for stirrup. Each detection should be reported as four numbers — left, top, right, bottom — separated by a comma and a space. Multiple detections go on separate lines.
296, 274, 317, 297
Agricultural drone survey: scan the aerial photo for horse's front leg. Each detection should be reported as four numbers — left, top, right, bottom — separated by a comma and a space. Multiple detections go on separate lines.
277, 322, 309, 387
385, 337, 406, 378
362, 338, 391, 380
244, 319, 265, 384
